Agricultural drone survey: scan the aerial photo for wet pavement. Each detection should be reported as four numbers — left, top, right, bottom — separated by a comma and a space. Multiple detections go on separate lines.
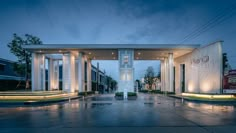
0, 93, 236, 133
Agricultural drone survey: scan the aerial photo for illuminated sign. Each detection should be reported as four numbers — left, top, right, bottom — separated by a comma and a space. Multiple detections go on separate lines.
191, 56, 209, 64
123, 55, 129, 64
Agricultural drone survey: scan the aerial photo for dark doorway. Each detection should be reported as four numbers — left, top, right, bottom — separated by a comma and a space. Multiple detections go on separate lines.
173, 66, 175, 93
180, 64, 185, 92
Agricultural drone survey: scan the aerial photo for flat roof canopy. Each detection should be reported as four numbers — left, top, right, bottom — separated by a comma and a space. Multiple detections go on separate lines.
23, 44, 200, 60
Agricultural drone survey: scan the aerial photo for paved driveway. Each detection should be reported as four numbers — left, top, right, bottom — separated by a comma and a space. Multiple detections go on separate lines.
0, 93, 236, 133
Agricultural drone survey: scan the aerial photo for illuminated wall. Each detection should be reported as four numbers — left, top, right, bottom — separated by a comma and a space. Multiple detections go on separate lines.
31, 53, 45, 91
118, 49, 134, 93
175, 41, 223, 94
62, 53, 76, 92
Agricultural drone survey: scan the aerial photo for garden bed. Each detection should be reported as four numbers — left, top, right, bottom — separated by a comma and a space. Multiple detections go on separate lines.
115, 92, 137, 100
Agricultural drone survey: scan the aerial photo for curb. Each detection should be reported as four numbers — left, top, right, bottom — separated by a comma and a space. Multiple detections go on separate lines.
0, 96, 81, 106
169, 95, 236, 104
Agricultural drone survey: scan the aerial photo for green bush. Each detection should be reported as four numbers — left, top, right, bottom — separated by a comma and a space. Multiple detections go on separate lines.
115, 92, 137, 97
139, 90, 149, 93
78, 91, 95, 96
115, 92, 123, 97
139, 89, 175, 95
128, 92, 137, 96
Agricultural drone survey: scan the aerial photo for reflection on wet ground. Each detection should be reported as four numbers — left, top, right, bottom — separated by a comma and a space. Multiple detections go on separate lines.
0, 93, 236, 132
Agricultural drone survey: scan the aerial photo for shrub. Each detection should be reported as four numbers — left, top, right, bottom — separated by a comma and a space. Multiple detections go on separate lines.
115, 92, 123, 97
78, 91, 95, 96
115, 92, 137, 97
128, 92, 137, 96
139, 90, 149, 93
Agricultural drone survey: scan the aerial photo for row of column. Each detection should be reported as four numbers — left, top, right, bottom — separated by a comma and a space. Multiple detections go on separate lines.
161, 53, 174, 92
31, 52, 92, 93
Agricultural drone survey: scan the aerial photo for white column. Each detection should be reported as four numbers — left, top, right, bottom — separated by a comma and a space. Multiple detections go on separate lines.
168, 53, 174, 92
87, 59, 92, 92
78, 52, 85, 92
48, 59, 59, 90
62, 53, 76, 93
48, 58, 53, 91
164, 58, 169, 92
161, 60, 165, 92
31, 53, 45, 91
31, 53, 36, 91
118, 49, 134, 99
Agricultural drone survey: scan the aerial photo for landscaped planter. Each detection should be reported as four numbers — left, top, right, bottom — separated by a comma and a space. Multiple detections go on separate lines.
115, 92, 137, 100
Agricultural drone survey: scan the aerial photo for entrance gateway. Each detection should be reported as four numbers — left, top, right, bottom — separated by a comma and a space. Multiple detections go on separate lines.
23, 41, 223, 98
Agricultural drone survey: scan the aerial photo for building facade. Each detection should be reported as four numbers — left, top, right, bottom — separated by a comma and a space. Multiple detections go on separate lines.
23, 41, 224, 97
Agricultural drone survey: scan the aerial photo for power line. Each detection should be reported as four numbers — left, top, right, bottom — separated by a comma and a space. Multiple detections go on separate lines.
179, 2, 236, 44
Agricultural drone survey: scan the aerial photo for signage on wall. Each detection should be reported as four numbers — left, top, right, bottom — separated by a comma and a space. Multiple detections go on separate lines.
123, 55, 129, 64
223, 70, 236, 94
191, 55, 209, 64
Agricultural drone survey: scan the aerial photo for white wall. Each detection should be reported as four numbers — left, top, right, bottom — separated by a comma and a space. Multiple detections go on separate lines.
118, 49, 134, 93
175, 41, 223, 94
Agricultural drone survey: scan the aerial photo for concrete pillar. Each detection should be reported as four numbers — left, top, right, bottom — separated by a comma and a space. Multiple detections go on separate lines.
164, 58, 169, 92
168, 53, 174, 92
62, 53, 76, 93
78, 52, 85, 92
48, 59, 59, 90
118, 49, 134, 99
161, 60, 165, 92
31, 53, 45, 91
87, 59, 92, 92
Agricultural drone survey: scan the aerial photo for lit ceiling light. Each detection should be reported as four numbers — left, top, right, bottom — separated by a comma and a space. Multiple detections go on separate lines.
112, 52, 114, 55
39, 50, 42, 53
89, 52, 91, 55
138, 52, 141, 55
59, 50, 62, 53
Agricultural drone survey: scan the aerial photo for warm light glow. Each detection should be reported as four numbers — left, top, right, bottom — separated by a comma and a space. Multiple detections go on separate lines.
89, 52, 91, 55
182, 93, 234, 99
0, 92, 77, 100
202, 81, 211, 92
188, 82, 194, 92
112, 52, 114, 55
138, 52, 141, 55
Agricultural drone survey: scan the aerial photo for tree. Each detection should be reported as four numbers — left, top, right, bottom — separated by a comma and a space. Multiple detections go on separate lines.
135, 79, 141, 91
223, 53, 228, 75
7, 33, 42, 89
144, 66, 156, 90
111, 79, 117, 91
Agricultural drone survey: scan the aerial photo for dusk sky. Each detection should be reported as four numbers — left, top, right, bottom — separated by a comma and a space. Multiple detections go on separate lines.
1, 0, 236, 80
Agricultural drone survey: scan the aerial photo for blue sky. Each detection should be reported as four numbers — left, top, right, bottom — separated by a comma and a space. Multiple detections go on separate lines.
0, 0, 236, 80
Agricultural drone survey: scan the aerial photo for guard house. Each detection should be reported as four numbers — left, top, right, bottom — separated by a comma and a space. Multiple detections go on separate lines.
23, 41, 223, 97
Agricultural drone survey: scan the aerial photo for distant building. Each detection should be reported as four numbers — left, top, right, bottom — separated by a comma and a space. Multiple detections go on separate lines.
0, 58, 114, 92
0, 58, 24, 80
0, 58, 25, 90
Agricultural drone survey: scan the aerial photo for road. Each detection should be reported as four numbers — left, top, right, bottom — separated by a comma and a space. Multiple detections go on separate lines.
0, 93, 236, 133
